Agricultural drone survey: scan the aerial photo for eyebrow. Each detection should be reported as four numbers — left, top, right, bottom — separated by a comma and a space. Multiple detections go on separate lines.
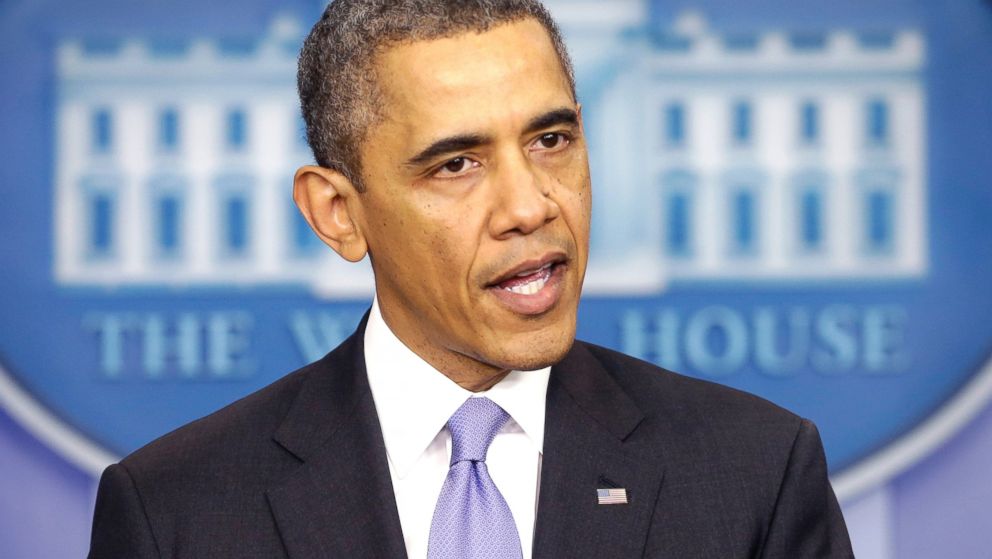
522, 107, 579, 136
403, 106, 579, 169
405, 133, 491, 168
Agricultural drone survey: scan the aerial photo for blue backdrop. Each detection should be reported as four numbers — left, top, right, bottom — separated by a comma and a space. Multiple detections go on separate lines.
1, 1, 990, 557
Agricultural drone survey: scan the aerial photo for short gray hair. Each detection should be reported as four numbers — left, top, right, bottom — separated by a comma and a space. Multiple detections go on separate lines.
297, 0, 575, 190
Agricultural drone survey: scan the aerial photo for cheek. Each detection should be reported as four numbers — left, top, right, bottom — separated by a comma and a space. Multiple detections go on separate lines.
409, 206, 480, 289
547, 148, 591, 195
555, 168, 592, 232
365, 200, 426, 277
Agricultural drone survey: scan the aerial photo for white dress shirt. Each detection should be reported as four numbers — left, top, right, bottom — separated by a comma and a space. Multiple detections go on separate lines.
364, 298, 549, 559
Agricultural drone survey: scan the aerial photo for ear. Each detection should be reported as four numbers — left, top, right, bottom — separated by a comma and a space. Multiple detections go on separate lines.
293, 165, 368, 262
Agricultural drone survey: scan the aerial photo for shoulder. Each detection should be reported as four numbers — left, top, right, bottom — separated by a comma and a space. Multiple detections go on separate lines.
576, 340, 801, 426
571, 341, 853, 556
119, 315, 369, 479
116, 354, 331, 498
573, 340, 810, 468
567, 345, 853, 555
90, 327, 370, 555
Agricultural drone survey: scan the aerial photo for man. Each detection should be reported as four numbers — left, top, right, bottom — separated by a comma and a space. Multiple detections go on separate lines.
89, 1, 854, 557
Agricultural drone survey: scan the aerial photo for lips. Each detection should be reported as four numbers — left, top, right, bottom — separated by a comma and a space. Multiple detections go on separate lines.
495, 262, 554, 294
486, 253, 566, 287
485, 253, 568, 315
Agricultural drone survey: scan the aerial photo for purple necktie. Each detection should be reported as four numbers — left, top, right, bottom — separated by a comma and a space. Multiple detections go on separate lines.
427, 397, 524, 559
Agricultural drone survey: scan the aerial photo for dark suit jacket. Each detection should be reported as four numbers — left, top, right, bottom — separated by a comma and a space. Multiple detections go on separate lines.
89, 319, 853, 558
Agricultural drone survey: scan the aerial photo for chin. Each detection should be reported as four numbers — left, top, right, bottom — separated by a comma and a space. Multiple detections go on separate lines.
489, 325, 576, 371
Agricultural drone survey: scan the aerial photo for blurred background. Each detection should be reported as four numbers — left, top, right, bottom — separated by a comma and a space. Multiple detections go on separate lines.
1, 0, 990, 557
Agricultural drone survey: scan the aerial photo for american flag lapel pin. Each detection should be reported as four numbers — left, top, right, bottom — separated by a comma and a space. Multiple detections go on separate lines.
596, 487, 628, 505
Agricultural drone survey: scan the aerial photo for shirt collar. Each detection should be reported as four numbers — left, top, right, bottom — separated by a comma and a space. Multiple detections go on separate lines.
364, 297, 550, 478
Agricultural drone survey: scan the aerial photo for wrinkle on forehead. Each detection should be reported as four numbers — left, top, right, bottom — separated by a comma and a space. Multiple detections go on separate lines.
374, 18, 572, 134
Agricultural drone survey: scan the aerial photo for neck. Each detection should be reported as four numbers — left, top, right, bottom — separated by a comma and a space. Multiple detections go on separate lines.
375, 299, 513, 393
451, 368, 512, 392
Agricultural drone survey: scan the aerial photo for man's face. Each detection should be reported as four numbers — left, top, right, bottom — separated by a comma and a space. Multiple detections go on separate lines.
354, 18, 591, 386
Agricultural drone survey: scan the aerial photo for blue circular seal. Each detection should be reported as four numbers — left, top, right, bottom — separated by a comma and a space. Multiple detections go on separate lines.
1, 0, 990, 502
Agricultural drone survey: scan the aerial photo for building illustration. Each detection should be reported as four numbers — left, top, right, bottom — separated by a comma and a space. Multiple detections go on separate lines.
53, 3, 928, 296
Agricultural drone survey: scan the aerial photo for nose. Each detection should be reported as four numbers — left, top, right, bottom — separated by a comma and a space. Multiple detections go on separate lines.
488, 152, 561, 238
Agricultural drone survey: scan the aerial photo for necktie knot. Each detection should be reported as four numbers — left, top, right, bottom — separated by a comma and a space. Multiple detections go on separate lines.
447, 397, 509, 465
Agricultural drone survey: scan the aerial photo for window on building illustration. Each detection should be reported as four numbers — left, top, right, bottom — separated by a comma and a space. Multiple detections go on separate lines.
799, 190, 823, 250
218, 37, 257, 57
731, 189, 757, 253
723, 34, 759, 51
88, 191, 115, 257
666, 192, 692, 256
858, 32, 895, 50
732, 101, 752, 146
226, 109, 247, 151
651, 33, 692, 52
662, 170, 696, 257
664, 103, 686, 148
224, 193, 250, 256
789, 32, 827, 51
92, 109, 113, 153
148, 39, 188, 58
867, 99, 890, 146
156, 193, 182, 256
865, 190, 894, 252
800, 102, 820, 145
82, 38, 120, 56
290, 200, 321, 256
159, 108, 180, 152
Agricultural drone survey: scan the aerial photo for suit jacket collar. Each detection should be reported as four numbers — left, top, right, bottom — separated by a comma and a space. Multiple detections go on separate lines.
533, 342, 666, 559
266, 314, 408, 559
264, 318, 663, 559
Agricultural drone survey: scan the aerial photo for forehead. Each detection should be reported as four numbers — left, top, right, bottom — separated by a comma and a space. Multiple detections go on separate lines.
371, 18, 573, 140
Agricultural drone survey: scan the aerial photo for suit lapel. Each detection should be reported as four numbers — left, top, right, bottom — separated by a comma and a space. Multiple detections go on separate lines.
265, 319, 408, 559
533, 343, 665, 559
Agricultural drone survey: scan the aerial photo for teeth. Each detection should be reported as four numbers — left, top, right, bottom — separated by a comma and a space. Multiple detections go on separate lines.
504, 274, 548, 295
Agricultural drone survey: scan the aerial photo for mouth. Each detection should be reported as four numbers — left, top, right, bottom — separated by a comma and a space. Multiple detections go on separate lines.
485, 254, 569, 316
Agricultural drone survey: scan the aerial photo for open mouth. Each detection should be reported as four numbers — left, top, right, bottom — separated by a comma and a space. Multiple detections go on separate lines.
496, 261, 555, 295
486, 256, 568, 315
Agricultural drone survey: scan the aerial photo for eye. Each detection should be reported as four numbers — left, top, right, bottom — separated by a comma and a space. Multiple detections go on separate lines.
432, 156, 480, 178
532, 132, 570, 151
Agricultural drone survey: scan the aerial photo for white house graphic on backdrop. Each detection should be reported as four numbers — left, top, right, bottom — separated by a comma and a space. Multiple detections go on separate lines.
53, 2, 928, 297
